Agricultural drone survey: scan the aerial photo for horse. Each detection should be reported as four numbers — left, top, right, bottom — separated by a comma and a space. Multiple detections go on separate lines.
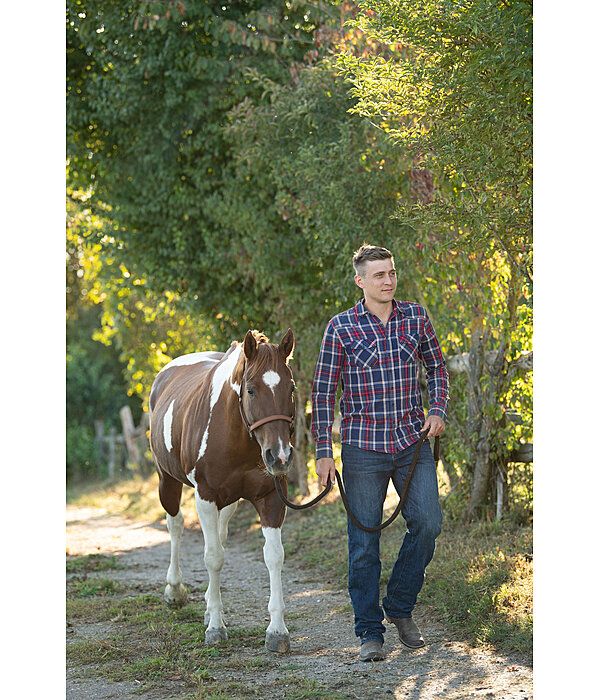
148, 328, 296, 653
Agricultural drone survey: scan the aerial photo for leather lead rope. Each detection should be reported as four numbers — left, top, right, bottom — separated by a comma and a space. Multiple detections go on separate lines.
274, 472, 333, 510
274, 430, 440, 532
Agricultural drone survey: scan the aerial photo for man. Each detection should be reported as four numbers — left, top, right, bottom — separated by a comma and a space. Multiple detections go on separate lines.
311, 244, 449, 662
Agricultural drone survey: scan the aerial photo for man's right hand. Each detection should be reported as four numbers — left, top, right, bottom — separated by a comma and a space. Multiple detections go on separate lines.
316, 457, 336, 487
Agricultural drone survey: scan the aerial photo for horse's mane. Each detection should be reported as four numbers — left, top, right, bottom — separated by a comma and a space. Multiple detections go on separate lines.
250, 330, 270, 345
231, 330, 289, 383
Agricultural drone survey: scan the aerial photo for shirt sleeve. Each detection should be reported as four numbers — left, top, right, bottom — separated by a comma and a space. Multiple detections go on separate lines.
311, 321, 344, 460
418, 311, 450, 422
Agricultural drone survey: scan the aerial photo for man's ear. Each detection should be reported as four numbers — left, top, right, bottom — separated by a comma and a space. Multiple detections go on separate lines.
243, 330, 258, 361
279, 328, 295, 363
354, 274, 364, 289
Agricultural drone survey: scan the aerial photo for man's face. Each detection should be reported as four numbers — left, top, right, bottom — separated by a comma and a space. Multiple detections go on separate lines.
354, 257, 397, 304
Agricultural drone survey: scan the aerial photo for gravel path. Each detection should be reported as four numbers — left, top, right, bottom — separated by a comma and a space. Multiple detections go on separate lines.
66, 505, 532, 699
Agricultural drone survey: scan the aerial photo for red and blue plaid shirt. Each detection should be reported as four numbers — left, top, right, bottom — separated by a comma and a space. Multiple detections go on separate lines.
311, 299, 449, 459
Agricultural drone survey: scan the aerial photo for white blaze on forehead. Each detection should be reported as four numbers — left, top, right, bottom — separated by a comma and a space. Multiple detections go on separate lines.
262, 370, 281, 394
197, 344, 243, 462
163, 399, 175, 452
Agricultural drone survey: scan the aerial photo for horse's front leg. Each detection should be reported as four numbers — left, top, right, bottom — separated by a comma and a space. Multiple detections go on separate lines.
195, 493, 228, 645
257, 492, 290, 653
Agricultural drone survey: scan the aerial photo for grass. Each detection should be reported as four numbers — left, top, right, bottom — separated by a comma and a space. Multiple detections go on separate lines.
67, 469, 533, 697
280, 494, 532, 659
66, 553, 340, 698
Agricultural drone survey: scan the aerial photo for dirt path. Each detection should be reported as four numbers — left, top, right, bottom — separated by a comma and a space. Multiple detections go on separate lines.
66, 505, 532, 699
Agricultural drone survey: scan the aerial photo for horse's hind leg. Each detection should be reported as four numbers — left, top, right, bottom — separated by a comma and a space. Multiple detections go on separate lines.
218, 500, 238, 547
157, 468, 188, 607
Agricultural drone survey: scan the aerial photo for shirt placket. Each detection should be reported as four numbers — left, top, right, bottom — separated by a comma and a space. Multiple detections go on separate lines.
368, 312, 397, 453
384, 316, 399, 452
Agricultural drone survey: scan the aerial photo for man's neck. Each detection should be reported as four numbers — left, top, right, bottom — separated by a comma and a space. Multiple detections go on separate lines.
363, 298, 393, 325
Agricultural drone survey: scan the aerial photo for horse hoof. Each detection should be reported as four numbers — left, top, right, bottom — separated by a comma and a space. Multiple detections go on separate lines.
265, 632, 290, 654
205, 627, 228, 646
164, 584, 188, 608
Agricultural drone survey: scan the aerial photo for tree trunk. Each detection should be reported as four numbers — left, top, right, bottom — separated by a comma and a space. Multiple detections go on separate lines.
290, 387, 310, 496
466, 265, 521, 520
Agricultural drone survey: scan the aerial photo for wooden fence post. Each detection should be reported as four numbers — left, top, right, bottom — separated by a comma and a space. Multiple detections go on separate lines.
120, 405, 141, 469
108, 426, 116, 478
94, 420, 105, 478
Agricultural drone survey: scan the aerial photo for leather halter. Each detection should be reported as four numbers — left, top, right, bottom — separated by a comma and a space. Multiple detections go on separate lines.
238, 356, 295, 440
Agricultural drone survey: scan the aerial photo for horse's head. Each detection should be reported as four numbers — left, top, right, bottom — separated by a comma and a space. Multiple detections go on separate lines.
238, 329, 296, 477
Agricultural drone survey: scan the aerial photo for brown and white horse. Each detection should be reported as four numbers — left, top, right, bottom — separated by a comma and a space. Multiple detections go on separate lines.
148, 329, 295, 652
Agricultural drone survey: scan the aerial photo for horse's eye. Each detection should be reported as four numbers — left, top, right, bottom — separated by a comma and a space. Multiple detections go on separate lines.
247, 386, 256, 397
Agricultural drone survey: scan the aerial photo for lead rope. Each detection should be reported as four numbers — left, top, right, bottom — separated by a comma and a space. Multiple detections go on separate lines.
274, 430, 440, 532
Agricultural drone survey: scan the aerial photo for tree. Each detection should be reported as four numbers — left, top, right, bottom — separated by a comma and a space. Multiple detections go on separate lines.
66, 189, 143, 477
337, 0, 533, 518
67, 1, 533, 517
338, 0, 532, 290
67, 0, 336, 335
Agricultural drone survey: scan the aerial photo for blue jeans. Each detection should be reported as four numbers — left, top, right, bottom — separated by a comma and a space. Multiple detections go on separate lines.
341, 440, 442, 644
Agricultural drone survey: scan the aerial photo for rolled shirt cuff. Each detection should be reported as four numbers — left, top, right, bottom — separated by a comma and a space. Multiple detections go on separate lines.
315, 441, 334, 461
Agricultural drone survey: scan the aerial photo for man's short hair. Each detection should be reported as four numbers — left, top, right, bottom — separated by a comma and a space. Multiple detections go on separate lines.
352, 244, 394, 276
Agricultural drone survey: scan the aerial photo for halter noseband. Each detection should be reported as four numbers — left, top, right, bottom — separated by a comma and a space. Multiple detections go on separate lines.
238, 356, 295, 441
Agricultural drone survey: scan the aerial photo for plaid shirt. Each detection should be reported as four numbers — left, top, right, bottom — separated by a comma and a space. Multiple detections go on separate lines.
311, 299, 449, 459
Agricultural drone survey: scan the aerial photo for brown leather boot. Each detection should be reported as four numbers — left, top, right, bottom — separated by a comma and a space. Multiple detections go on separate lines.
385, 615, 425, 649
359, 639, 385, 662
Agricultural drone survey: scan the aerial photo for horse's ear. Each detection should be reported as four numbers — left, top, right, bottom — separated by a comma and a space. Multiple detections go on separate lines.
279, 328, 294, 363
244, 330, 258, 361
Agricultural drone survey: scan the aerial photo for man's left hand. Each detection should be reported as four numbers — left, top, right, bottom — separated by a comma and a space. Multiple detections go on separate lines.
421, 415, 445, 438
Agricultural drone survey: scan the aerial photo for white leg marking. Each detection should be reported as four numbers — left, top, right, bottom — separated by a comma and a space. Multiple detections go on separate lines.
164, 510, 187, 606
262, 527, 289, 638
163, 399, 175, 452
262, 370, 281, 395
195, 493, 227, 637
218, 501, 239, 547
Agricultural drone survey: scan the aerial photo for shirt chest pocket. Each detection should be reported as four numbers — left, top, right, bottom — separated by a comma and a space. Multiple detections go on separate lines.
391, 334, 419, 363
348, 339, 379, 368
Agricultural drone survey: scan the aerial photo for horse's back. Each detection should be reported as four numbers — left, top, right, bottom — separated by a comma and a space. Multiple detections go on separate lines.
149, 351, 223, 413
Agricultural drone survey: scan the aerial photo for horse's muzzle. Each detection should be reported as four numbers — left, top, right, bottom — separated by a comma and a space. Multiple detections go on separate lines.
263, 445, 294, 477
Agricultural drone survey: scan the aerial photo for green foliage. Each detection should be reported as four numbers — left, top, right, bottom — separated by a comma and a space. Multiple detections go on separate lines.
67, 0, 532, 516
223, 58, 419, 384
67, 191, 144, 478
66, 422, 98, 476
337, 1, 532, 516
67, 0, 334, 329
338, 0, 532, 289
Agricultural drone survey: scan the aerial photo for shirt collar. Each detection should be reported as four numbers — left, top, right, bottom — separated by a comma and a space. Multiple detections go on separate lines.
355, 298, 405, 318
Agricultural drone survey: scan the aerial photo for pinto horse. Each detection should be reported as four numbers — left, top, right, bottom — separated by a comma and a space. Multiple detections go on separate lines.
148, 329, 295, 653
